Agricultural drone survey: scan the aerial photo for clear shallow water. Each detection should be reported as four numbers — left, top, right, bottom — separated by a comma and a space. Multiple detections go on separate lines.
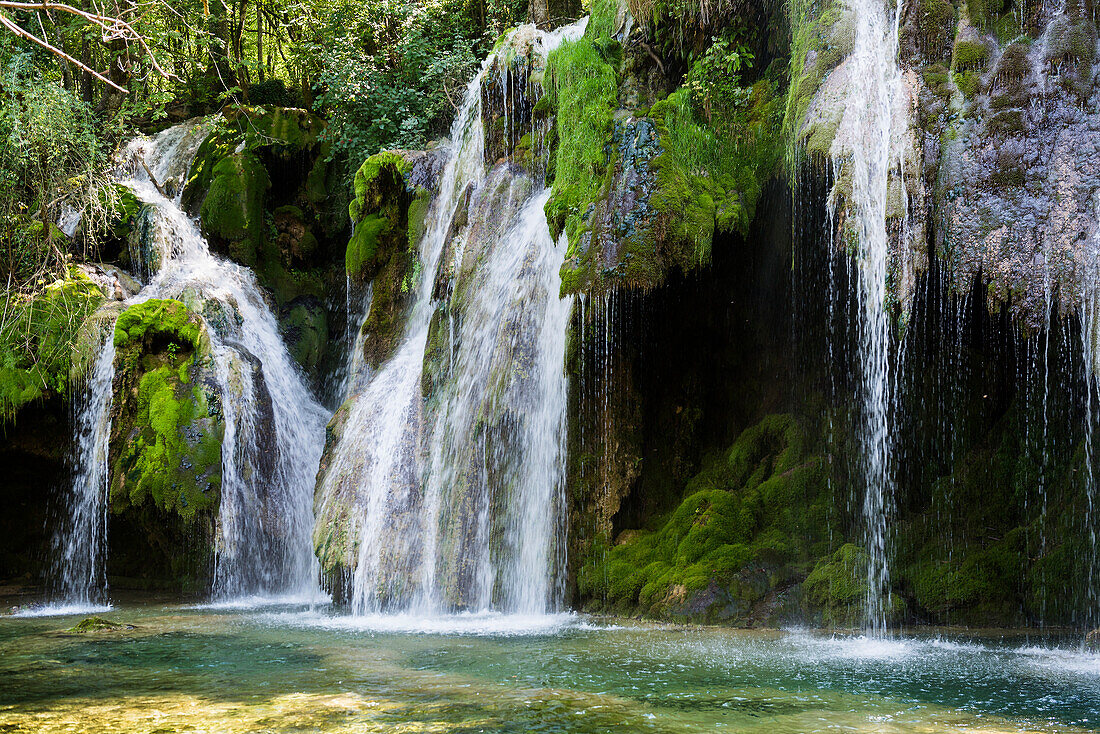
1, 605, 1098, 733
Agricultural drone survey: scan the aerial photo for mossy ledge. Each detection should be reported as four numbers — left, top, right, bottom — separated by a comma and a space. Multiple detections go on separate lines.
545, 0, 784, 297
108, 299, 222, 590
0, 266, 105, 425
345, 150, 431, 368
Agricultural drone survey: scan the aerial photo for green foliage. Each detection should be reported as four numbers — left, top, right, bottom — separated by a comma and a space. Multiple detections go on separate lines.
0, 266, 104, 423
543, 3, 619, 247
0, 53, 113, 285
304, 0, 521, 164
248, 79, 303, 108
682, 34, 755, 129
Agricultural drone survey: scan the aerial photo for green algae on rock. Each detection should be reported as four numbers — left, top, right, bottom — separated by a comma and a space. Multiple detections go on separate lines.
179, 106, 349, 382
579, 415, 835, 625
110, 299, 222, 522
345, 150, 434, 367
546, 0, 783, 296
0, 266, 106, 424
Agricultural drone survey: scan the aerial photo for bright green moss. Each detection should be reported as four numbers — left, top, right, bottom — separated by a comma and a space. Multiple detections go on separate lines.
114, 299, 204, 352
953, 39, 990, 71
543, 18, 619, 247
244, 106, 323, 150
349, 151, 413, 222
346, 215, 391, 281
783, 0, 845, 166
111, 299, 221, 524
68, 616, 122, 632
803, 544, 868, 625
650, 77, 783, 255
112, 362, 222, 522
954, 70, 983, 98
0, 266, 105, 423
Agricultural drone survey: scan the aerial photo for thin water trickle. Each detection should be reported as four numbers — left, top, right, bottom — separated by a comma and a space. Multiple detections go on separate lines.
1079, 190, 1100, 630
52, 335, 116, 605
827, 0, 908, 633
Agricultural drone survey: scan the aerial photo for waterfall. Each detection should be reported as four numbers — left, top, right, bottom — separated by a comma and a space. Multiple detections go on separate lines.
52, 337, 116, 608
421, 188, 572, 613
827, 0, 907, 632
51, 121, 328, 605
1080, 191, 1100, 630
320, 20, 582, 616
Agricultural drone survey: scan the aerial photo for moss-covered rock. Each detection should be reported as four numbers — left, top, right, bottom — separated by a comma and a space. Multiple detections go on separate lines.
578, 414, 835, 624
0, 266, 105, 424
546, 3, 783, 296
181, 106, 352, 381
802, 544, 868, 625
199, 152, 271, 267
110, 299, 222, 527
68, 616, 125, 632
344, 151, 432, 367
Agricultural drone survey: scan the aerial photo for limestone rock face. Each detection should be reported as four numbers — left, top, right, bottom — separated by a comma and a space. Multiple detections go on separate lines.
788, 0, 1100, 324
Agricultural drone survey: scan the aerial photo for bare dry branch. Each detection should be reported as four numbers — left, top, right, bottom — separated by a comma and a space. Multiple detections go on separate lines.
0, 0, 180, 82
0, 11, 129, 91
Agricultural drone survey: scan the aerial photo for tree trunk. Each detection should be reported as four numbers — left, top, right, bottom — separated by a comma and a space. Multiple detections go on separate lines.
256, 0, 264, 83
527, 0, 581, 29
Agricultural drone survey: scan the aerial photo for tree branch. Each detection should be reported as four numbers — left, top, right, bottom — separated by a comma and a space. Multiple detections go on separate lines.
0, 11, 128, 91
0, 0, 180, 82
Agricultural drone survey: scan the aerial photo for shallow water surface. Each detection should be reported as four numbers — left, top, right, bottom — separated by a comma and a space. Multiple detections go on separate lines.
1, 604, 1098, 732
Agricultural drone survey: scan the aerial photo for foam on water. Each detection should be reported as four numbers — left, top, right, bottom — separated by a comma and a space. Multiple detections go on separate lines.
188, 591, 332, 611
1014, 645, 1100, 676
786, 631, 919, 660
257, 609, 599, 636
11, 602, 114, 618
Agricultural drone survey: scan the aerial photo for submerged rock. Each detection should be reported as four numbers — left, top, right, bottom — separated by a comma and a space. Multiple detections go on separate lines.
68, 616, 129, 633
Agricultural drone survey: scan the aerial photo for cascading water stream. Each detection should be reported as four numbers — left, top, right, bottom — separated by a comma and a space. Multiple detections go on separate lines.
316, 68, 488, 615
319, 20, 582, 616
827, 0, 907, 633
52, 121, 328, 606
1079, 190, 1100, 631
51, 337, 116, 608
421, 188, 572, 614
